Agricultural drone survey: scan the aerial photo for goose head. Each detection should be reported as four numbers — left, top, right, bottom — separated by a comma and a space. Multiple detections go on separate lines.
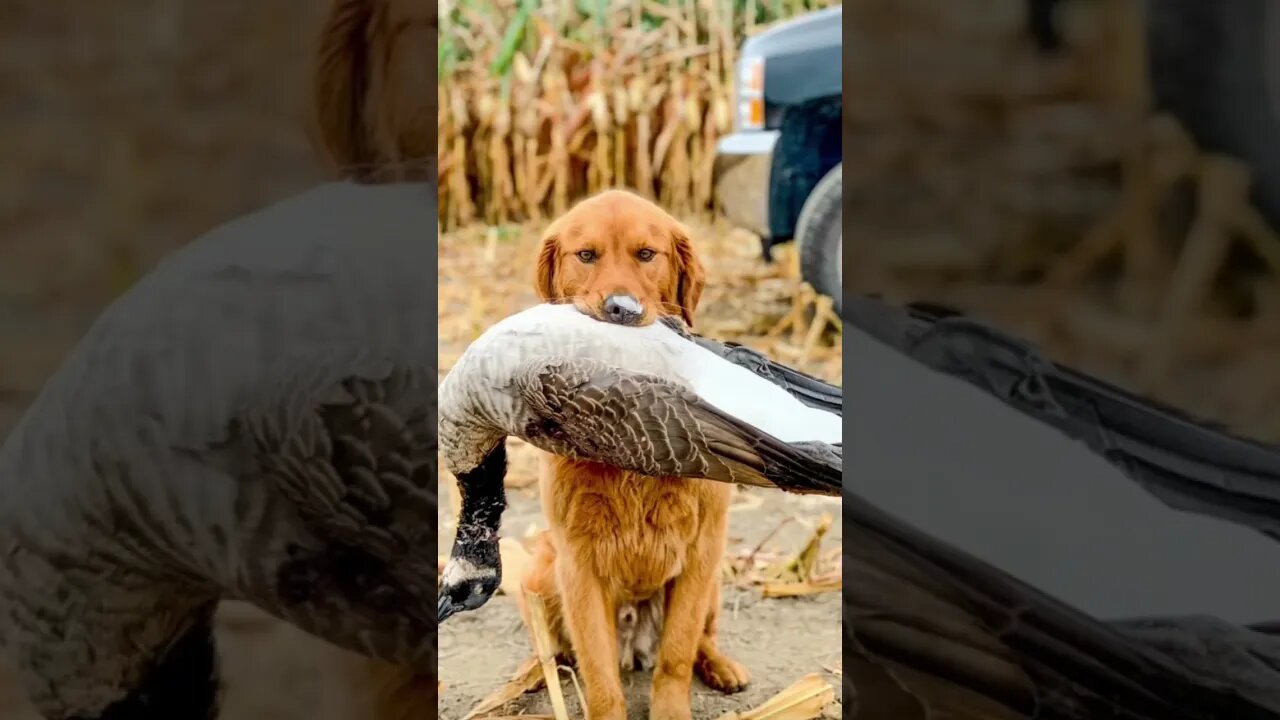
438, 441, 507, 622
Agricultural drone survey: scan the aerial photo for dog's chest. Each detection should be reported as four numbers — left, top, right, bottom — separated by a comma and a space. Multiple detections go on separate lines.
548, 462, 705, 598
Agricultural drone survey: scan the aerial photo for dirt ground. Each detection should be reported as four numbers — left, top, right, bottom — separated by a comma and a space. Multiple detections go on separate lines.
435, 223, 844, 719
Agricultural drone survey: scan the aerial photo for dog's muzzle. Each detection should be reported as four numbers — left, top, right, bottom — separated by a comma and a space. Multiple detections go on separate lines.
602, 294, 644, 326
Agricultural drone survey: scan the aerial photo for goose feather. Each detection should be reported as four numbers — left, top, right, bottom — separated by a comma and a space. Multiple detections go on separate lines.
438, 302, 841, 481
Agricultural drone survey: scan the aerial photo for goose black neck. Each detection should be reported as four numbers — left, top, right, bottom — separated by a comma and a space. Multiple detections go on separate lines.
454, 442, 508, 551
70, 612, 220, 720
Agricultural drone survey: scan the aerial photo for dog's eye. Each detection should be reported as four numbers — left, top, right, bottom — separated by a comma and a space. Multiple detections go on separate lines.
576, 250, 596, 263
636, 248, 656, 262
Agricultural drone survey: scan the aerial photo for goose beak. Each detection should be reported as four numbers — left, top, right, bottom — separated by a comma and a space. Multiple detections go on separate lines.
438, 593, 457, 623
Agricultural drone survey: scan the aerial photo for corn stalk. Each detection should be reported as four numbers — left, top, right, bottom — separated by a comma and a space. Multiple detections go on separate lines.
438, 0, 839, 231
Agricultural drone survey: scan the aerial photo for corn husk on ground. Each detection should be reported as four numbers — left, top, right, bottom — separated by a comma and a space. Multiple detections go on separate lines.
714, 674, 836, 720
437, 0, 839, 230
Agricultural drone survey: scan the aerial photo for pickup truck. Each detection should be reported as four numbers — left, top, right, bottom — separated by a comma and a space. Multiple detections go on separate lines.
712, 5, 843, 314
712, 0, 1280, 319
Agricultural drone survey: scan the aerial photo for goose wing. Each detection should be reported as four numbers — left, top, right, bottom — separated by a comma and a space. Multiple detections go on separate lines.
844, 489, 1280, 718
659, 316, 843, 416
847, 294, 1280, 539
508, 356, 840, 495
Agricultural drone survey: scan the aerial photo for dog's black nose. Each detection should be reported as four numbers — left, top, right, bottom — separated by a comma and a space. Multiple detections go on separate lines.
602, 294, 644, 325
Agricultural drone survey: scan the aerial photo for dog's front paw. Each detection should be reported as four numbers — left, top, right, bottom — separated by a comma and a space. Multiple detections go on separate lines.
695, 651, 750, 694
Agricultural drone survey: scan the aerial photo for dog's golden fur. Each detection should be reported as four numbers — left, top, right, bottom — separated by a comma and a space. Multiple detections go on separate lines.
515, 190, 749, 720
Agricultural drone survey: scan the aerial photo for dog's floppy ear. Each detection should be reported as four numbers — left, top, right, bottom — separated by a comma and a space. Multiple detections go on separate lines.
312, 0, 374, 173
310, 0, 435, 178
535, 232, 560, 301
672, 223, 706, 326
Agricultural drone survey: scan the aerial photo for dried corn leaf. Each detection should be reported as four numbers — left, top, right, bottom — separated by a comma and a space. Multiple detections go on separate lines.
761, 577, 842, 598
525, 591, 570, 720
462, 656, 544, 720
716, 673, 835, 720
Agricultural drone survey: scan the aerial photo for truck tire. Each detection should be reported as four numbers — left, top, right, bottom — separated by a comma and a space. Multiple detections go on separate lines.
1146, 0, 1280, 227
796, 163, 842, 316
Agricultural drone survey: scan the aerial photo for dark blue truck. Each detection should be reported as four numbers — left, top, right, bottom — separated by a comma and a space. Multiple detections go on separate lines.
713, 5, 843, 314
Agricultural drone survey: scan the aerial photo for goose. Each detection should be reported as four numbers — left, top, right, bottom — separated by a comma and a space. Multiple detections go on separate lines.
436, 303, 842, 621
0, 180, 438, 720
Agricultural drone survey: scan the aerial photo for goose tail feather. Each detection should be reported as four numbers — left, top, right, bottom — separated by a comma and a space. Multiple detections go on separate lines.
692, 337, 844, 416
659, 315, 843, 416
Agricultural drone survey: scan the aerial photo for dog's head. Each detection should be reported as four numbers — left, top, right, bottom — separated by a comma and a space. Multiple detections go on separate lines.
534, 190, 706, 327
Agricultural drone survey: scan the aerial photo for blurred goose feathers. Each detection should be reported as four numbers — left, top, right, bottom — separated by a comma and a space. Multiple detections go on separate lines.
0, 181, 437, 719
847, 294, 1280, 538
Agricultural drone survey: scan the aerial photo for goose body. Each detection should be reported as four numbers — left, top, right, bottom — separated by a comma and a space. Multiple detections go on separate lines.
438, 302, 841, 475
437, 303, 842, 620
0, 181, 437, 719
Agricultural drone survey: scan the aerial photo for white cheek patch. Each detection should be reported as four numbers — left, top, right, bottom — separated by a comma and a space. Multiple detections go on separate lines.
441, 558, 497, 587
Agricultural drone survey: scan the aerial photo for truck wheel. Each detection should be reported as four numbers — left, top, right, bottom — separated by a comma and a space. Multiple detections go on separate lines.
1146, 0, 1280, 227
796, 163, 842, 316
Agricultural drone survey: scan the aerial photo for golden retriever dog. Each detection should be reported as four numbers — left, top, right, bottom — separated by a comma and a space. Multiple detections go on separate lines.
513, 189, 750, 720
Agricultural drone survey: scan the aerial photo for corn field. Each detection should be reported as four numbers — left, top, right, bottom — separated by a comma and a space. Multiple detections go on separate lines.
437, 0, 839, 230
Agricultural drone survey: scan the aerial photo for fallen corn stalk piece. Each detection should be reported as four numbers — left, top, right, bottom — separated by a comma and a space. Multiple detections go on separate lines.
715, 673, 835, 720
761, 577, 841, 598
462, 656, 545, 720
525, 591, 570, 720
762, 514, 835, 587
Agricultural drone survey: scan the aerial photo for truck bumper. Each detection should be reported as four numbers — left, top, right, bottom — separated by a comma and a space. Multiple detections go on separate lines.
713, 130, 779, 241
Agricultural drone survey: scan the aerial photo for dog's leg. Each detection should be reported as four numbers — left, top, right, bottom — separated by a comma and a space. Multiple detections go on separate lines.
557, 557, 625, 720
649, 553, 719, 719
693, 580, 750, 693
